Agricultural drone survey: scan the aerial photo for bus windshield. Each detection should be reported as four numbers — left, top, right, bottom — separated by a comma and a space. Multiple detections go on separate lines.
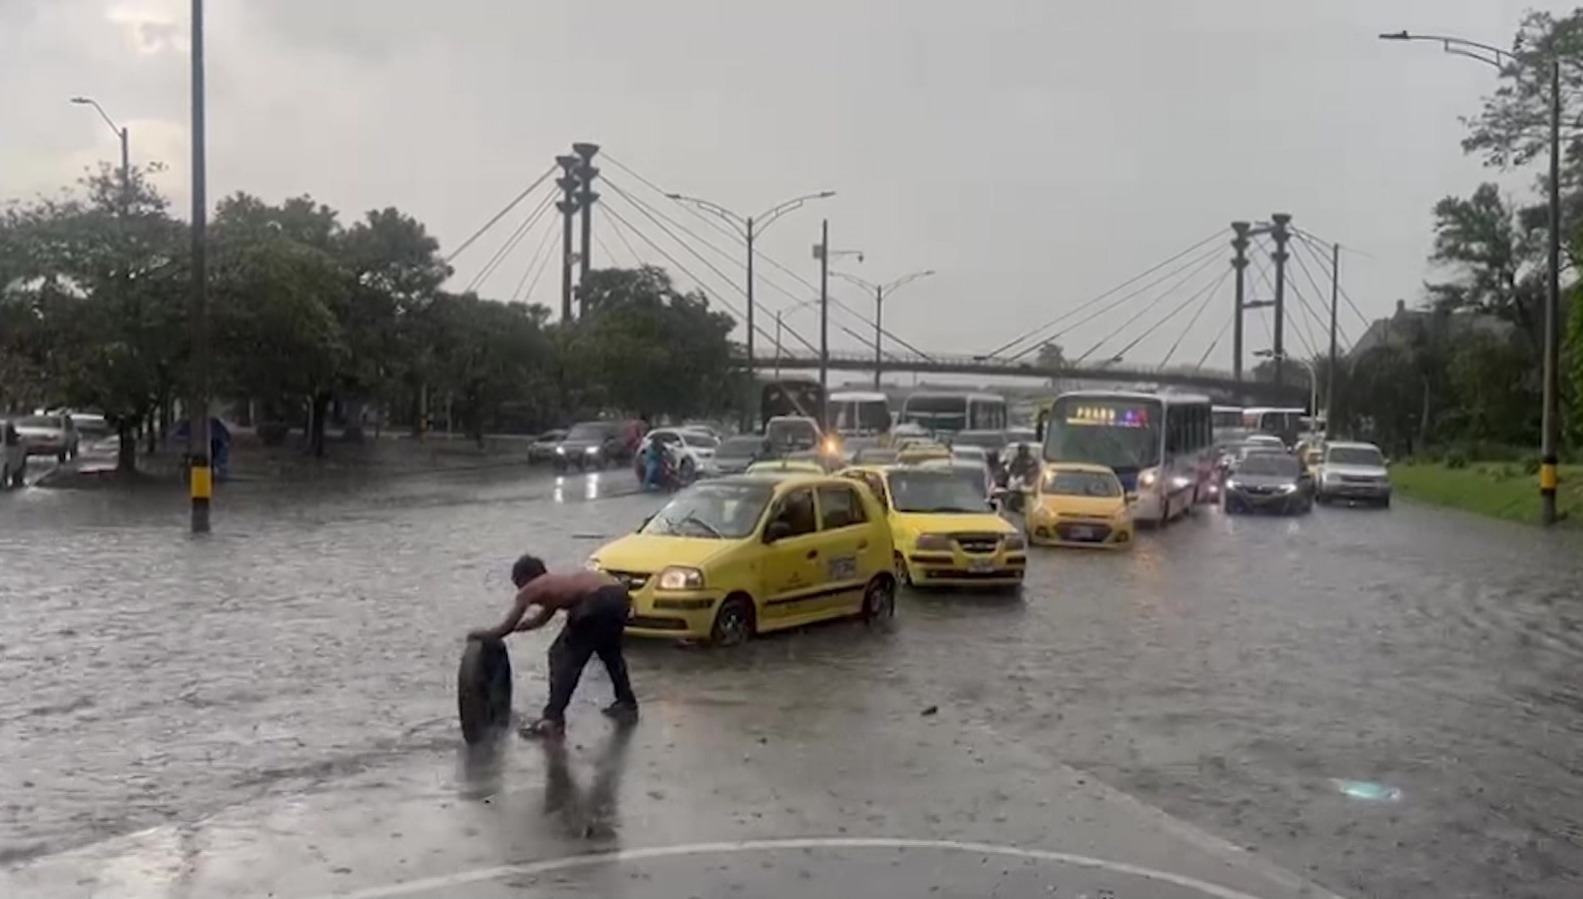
902, 394, 967, 432
1042, 397, 1162, 471
831, 398, 891, 434
1212, 407, 1243, 430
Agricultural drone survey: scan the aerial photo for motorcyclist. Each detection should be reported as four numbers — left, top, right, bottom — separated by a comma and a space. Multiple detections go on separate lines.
1008, 443, 1039, 484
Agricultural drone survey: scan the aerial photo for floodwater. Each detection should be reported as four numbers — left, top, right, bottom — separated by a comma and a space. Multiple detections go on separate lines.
1, 467, 1580, 898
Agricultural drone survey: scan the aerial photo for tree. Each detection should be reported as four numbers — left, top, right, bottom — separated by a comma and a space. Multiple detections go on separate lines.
1425, 183, 1545, 352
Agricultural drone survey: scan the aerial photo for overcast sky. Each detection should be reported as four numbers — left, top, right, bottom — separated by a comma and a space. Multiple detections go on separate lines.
0, 0, 1562, 376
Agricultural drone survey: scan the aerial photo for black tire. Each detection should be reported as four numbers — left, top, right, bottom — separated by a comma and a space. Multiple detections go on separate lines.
892, 552, 914, 588
56, 452, 67, 464
710, 596, 755, 647
679, 459, 696, 484
457, 638, 513, 746
9, 466, 23, 488
1315, 493, 1331, 506
861, 576, 897, 627
1379, 495, 1391, 509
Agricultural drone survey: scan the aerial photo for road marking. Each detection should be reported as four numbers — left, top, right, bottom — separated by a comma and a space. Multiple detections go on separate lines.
314, 836, 1290, 899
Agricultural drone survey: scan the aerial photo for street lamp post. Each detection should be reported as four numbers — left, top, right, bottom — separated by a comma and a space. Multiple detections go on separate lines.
1380, 29, 1563, 525
665, 190, 835, 374
188, 0, 212, 533
1254, 350, 1317, 424
70, 97, 129, 211
832, 269, 935, 388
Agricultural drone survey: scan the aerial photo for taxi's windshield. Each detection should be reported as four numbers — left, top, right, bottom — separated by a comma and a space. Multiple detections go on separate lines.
1044, 470, 1121, 497
888, 470, 990, 513
640, 482, 773, 539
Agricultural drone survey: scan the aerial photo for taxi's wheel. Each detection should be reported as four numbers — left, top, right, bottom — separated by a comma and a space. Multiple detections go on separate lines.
892, 553, 913, 587
862, 577, 896, 626
710, 596, 754, 648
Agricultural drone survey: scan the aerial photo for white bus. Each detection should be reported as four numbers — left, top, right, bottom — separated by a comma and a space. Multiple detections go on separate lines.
1212, 405, 1244, 431
827, 391, 893, 437
1242, 407, 1305, 445
1041, 389, 1214, 526
899, 390, 1007, 435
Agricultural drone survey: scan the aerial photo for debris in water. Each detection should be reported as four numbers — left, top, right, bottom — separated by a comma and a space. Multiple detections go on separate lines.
920, 705, 939, 717
573, 533, 606, 540
1331, 779, 1402, 802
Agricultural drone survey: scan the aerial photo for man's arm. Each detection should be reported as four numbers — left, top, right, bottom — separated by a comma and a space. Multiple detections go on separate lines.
468, 594, 530, 642
512, 603, 555, 633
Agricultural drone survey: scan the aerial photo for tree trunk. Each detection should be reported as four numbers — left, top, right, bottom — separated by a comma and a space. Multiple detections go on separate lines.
342, 399, 366, 443
310, 392, 331, 458
116, 422, 137, 473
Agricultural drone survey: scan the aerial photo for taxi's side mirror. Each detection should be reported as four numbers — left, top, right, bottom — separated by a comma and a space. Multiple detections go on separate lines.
764, 520, 793, 544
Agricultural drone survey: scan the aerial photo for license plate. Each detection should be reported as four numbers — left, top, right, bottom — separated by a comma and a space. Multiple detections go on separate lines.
1069, 526, 1095, 540
969, 559, 994, 572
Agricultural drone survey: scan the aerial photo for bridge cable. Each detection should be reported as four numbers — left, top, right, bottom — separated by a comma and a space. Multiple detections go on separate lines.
444, 164, 557, 265
1070, 247, 1226, 364
599, 159, 934, 359
1294, 234, 1370, 338
982, 230, 1226, 360
1008, 242, 1227, 363
1285, 237, 1354, 349
604, 206, 644, 268
510, 211, 562, 303
603, 174, 935, 360
1109, 266, 1234, 364
601, 200, 820, 355
1194, 314, 1235, 371
1158, 268, 1232, 370
465, 191, 557, 295
1292, 233, 1372, 332
600, 181, 821, 350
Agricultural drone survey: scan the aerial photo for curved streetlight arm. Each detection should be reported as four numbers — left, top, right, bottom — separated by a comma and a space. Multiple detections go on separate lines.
831, 270, 876, 292
1378, 31, 1515, 71
71, 96, 123, 139
665, 192, 747, 236
883, 269, 936, 296
755, 190, 836, 234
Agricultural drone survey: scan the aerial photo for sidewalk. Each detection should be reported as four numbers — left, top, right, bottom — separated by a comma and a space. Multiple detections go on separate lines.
1, 694, 1348, 899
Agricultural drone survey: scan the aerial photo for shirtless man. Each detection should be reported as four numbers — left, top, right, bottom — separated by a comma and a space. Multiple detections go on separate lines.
468, 554, 639, 737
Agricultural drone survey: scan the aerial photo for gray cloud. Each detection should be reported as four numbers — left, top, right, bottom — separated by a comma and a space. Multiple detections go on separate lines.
0, 0, 1553, 372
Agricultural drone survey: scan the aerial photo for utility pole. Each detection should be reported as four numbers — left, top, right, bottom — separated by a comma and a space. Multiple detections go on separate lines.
872, 284, 884, 389
1230, 221, 1250, 383
1327, 242, 1340, 436
555, 155, 581, 321
816, 220, 830, 417
572, 143, 599, 292
187, 0, 212, 534
1269, 213, 1292, 390
1541, 57, 1561, 525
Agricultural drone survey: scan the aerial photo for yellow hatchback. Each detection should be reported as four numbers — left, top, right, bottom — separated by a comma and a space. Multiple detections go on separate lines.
587, 474, 897, 646
746, 458, 827, 475
840, 465, 1024, 590
1027, 463, 1134, 549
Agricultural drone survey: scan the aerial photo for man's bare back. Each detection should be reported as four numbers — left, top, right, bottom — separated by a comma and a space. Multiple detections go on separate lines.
470, 570, 619, 642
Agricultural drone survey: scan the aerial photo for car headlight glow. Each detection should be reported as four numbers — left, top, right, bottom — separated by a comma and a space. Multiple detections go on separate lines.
1279, 483, 1298, 494
555, 446, 566, 455
656, 566, 704, 591
1224, 479, 1238, 490
1002, 534, 1026, 551
585, 445, 600, 455
1171, 475, 1192, 489
1139, 470, 1158, 488
584, 557, 603, 571
914, 533, 953, 551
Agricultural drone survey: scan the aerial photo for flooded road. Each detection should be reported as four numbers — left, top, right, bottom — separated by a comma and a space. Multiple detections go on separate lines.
2, 469, 1581, 898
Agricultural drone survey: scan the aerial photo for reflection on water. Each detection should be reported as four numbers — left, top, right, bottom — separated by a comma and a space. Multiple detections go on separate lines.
541, 726, 635, 841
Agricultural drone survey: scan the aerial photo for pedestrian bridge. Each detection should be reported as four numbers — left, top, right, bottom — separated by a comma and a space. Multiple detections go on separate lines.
763, 349, 1308, 405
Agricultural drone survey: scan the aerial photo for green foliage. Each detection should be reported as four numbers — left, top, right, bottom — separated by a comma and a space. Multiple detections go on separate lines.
1445, 448, 1469, 469
1, 170, 745, 468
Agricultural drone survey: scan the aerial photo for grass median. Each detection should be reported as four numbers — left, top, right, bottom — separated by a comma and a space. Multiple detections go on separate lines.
1391, 461, 1583, 527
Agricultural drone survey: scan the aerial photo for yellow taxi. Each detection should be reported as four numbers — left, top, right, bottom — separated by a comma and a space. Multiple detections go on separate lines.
840, 464, 1024, 590
895, 441, 951, 465
1026, 463, 1134, 549
587, 473, 897, 646
745, 457, 826, 475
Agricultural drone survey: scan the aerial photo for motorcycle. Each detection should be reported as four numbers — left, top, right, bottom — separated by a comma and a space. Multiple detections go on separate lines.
995, 471, 1035, 515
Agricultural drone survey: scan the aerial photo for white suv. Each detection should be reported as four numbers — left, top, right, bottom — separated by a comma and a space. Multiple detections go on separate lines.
1315, 441, 1392, 507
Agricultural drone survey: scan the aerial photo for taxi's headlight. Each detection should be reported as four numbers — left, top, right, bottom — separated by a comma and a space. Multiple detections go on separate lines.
584, 557, 603, 571
914, 533, 952, 551
656, 566, 704, 591
1002, 534, 1026, 551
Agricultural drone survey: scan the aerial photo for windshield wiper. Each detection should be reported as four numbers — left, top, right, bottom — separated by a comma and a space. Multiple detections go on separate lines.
678, 511, 724, 538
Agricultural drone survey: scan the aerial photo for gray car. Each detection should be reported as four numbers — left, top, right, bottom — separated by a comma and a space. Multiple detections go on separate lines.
1314, 441, 1391, 507
1224, 452, 1312, 515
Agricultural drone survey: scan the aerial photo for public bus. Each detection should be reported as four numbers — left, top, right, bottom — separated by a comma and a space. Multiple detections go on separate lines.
1041, 389, 1214, 527
1241, 406, 1305, 445
1212, 405, 1244, 431
899, 390, 1007, 435
758, 378, 826, 430
827, 391, 893, 437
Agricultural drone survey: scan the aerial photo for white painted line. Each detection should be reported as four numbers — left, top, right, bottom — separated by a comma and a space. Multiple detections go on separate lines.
312, 836, 1290, 899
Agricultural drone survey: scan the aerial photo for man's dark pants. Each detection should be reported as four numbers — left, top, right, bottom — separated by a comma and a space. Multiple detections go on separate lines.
543, 585, 637, 722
